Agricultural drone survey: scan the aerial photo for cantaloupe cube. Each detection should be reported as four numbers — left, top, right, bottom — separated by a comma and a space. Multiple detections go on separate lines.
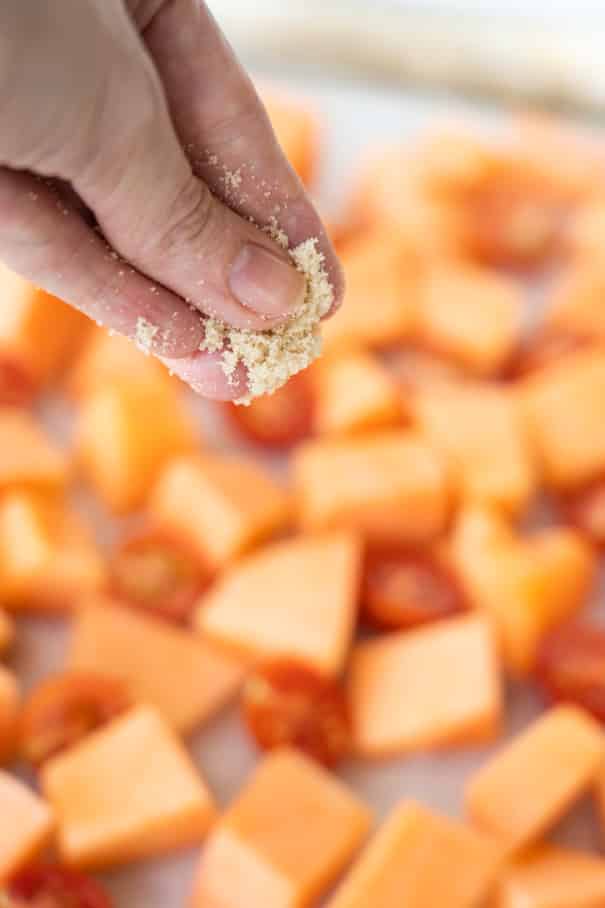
292, 432, 450, 545
76, 382, 196, 513
521, 349, 605, 489
0, 771, 54, 882
496, 846, 605, 908
190, 749, 371, 908
314, 352, 402, 437
0, 610, 14, 655
348, 615, 501, 759
40, 705, 216, 869
262, 89, 319, 186
348, 146, 464, 258
466, 706, 605, 852
567, 200, 605, 264
197, 532, 360, 677
0, 666, 19, 764
0, 409, 67, 492
448, 508, 595, 676
0, 264, 89, 390
322, 234, 417, 353
412, 383, 535, 516
150, 454, 290, 569
413, 265, 523, 375
0, 491, 106, 611
545, 267, 605, 341
67, 328, 174, 400
69, 598, 245, 734
328, 800, 501, 908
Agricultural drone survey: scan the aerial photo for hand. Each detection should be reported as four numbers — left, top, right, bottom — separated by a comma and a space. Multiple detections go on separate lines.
0, 0, 343, 398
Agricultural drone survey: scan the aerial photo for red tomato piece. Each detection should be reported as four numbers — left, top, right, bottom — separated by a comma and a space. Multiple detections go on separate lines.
110, 528, 211, 624
5, 864, 112, 908
563, 477, 605, 547
534, 622, 605, 721
362, 547, 467, 631
0, 358, 36, 407
19, 672, 131, 767
241, 660, 350, 768
223, 371, 314, 448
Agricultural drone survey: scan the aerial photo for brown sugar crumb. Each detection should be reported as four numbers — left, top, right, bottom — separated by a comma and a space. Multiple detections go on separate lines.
199, 236, 334, 405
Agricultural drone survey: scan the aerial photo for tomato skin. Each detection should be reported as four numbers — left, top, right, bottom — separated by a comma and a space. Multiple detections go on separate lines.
534, 622, 605, 721
6, 864, 112, 908
241, 660, 350, 768
19, 673, 131, 767
110, 528, 210, 625
0, 359, 36, 407
223, 371, 314, 449
563, 477, 605, 547
362, 547, 467, 632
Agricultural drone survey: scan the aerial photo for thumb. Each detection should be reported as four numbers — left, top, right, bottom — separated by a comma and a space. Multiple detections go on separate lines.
72, 45, 306, 332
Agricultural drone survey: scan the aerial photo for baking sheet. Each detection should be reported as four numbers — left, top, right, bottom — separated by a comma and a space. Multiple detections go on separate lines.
9, 75, 604, 907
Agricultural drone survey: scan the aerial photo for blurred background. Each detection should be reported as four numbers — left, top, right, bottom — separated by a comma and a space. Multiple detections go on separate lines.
213, 0, 605, 114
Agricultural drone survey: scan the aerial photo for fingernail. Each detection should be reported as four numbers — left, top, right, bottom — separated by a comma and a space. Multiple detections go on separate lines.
229, 243, 306, 318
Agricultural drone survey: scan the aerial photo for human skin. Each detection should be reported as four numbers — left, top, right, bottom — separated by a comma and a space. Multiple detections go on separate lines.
0, 0, 344, 398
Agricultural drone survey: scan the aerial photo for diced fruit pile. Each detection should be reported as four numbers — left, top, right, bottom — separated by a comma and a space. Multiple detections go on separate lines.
3, 91, 605, 908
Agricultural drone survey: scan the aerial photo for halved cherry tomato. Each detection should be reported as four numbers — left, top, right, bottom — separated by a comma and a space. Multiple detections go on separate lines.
6, 864, 112, 908
506, 330, 590, 379
110, 528, 210, 624
0, 358, 36, 407
534, 622, 605, 721
223, 371, 314, 449
241, 660, 350, 768
362, 547, 467, 631
563, 477, 605, 547
19, 673, 131, 767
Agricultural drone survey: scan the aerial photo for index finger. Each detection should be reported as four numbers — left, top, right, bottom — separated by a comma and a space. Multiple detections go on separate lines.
138, 0, 344, 311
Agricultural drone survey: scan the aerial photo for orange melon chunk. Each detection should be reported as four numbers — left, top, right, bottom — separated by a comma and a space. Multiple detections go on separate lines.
262, 89, 319, 186
0, 610, 14, 655
466, 705, 605, 853
197, 532, 360, 677
0, 490, 106, 611
412, 383, 535, 516
293, 432, 450, 545
449, 507, 595, 676
521, 349, 605, 489
0, 666, 19, 764
76, 381, 196, 513
0, 264, 89, 390
0, 770, 54, 883
496, 845, 605, 908
69, 598, 245, 734
348, 146, 465, 259
348, 615, 502, 759
322, 234, 417, 353
40, 705, 216, 869
414, 265, 523, 375
190, 748, 371, 908
150, 453, 290, 569
0, 409, 67, 492
327, 800, 501, 908
314, 352, 402, 437
67, 328, 174, 400
545, 265, 605, 340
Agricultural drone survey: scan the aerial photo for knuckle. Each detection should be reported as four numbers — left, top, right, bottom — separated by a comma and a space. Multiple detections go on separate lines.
139, 177, 217, 260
